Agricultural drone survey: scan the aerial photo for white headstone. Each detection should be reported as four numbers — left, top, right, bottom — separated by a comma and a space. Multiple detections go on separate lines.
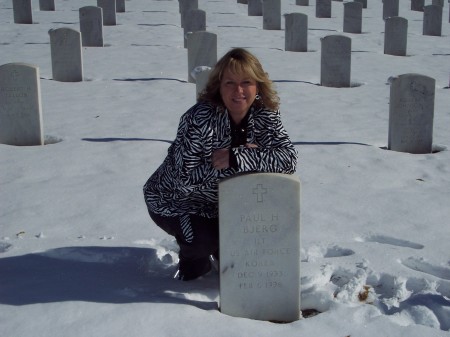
316, 0, 332, 18
0, 63, 44, 146
423, 5, 442, 36
263, 0, 281, 30
13, 0, 33, 24
79, 6, 104, 47
219, 173, 301, 322
383, 0, 399, 19
432, 0, 444, 7
187, 31, 217, 83
343, 2, 363, 34
248, 0, 263, 16
320, 35, 351, 87
116, 0, 125, 13
384, 16, 407, 56
285, 13, 308, 52
49, 28, 83, 82
354, 0, 367, 9
97, 0, 116, 26
296, 0, 309, 5
179, 0, 198, 27
183, 9, 206, 48
39, 0, 55, 11
388, 74, 435, 154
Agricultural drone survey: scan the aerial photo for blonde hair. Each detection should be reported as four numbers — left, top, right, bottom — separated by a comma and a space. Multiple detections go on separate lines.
198, 48, 279, 111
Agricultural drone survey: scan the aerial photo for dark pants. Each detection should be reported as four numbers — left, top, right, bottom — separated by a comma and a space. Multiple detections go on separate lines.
148, 211, 219, 270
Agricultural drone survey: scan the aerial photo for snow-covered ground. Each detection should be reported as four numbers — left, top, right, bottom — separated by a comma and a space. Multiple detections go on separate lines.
1, 0, 450, 336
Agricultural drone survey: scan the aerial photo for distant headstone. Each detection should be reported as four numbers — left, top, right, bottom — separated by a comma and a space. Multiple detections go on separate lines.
238, 0, 249, 3
219, 173, 301, 322
423, 5, 442, 36
116, 0, 125, 12
320, 35, 351, 87
388, 74, 435, 154
354, 0, 367, 9
411, 0, 424, 11
343, 2, 363, 34
316, 0, 332, 18
384, 17, 407, 56
0, 63, 44, 146
383, 0, 399, 19
97, 0, 116, 26
13, 0, 32, 24
49, 28, 83, 82
285, 13, 308, 52
79, 6, 104, 47
432, 0, 444, 7
183, 9, 206, 48
39, 0, 55, 11
248, 0, 263, 16
187, 31, 217, 83
263, 0, 281, 30
296, 0, 309, 5
179, 0, 198, 27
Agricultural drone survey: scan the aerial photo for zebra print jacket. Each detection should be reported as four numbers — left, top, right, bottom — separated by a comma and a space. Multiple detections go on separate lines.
143, 101, 298, 220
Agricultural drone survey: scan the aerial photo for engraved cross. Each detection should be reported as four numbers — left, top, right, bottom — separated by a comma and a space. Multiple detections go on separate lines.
252, 184, 267, 203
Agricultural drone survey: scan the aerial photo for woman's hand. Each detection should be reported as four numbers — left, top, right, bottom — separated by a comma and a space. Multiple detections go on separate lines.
212, 148, 230, 170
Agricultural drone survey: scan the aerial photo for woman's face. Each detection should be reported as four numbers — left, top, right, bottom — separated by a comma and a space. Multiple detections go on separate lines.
220, 67, 258, 124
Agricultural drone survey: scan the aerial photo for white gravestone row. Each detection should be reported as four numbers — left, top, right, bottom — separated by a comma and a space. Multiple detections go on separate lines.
49, 28, 83, 82
0, 63, 44, 146
384, 17, 408, 56
321, 35, 352, 87
219, 173, 301, 322
388, 74, 435, 154
285, 13, 308, 52
79, 6, 104, 47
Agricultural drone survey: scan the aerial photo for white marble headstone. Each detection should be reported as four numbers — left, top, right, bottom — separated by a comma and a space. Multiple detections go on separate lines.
383, 0, 399, 19
285, 13, 308, 52
49, 28, 83, 82
13, 0, 33, 24
79, 6, 104, 47
248, 0, 263, 16
97, 0, 116, 26
411, 0, 425, 12
39, 0, 55, 11
384, 16, 408, 56
423, 5, 442, 36
219, 173, 301, 322
0, 63, 44, 146
296, 0, 309, 6
187, 31, 217, 83
388, 73, 435, 154
343, 1, 363, 34
320, 35, 351, 87
316, 0, 331, 18
263, 0, 281, 30
183, 9, 206, 48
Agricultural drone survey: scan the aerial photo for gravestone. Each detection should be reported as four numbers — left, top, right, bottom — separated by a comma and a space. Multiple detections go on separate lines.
384, 17, 407, 56
354, 0, 367, 9
116, 0, 125, 12
285, 13, 308, 52
187, 31, 217, 83
179, 0, 198, 27
320, 35, 351, 87
13, 0, 32, 24
219, 173, 301, 322
0, 63, 44, 146
97, 0, 116, 26
296, 0, 309, 5
432, 0, 444, 6
183, 9, 206, 48
248, 0, 263, 16
263, 0, 281, 30
238, 0, 249, 3
388, 74, 435, 154
423, 5, 442, 36
411, 0, 424, 11
316, 0, 332, 18
39, 0, 55, 11
383, 0, 399, 19
79, 6, 104, 47
49, 28, 83, 82
343, 1, 363, 34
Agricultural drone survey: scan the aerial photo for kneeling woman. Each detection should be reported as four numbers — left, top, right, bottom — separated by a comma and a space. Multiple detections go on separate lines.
143, 48, 298, 281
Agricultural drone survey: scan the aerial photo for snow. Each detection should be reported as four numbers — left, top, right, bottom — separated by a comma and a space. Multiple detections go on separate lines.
1, 0, 450, 336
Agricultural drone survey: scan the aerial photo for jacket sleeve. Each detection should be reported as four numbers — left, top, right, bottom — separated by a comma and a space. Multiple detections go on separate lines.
231, 110, 298, 174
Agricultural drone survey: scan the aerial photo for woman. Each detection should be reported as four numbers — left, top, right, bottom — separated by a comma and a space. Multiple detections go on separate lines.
143, 48, 297, 281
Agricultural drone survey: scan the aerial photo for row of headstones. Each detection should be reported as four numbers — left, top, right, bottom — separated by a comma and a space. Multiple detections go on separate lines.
12, 0, 125, 25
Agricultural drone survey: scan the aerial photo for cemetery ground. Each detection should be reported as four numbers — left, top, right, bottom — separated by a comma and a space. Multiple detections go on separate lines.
1, 0, 450, 336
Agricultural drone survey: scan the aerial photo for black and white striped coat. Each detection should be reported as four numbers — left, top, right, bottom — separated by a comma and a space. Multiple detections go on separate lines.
143, 101, 298, 221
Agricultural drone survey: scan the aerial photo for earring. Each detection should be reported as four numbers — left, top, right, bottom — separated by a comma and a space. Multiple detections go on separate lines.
255, 94, 261, 100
